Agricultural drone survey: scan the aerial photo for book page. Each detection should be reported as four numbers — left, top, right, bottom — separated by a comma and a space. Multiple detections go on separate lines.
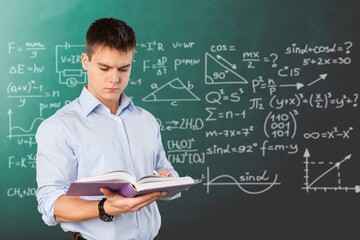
76, 170, 135, 183
136, 176, 195, 186
137, 175, 169, 184
136, 176, 196, 191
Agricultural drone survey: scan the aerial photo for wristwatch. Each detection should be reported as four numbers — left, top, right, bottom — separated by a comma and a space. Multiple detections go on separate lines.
98, 198, 115, 222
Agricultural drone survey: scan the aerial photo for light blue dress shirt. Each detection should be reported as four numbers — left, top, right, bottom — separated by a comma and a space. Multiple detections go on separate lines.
36, 87, 179, 240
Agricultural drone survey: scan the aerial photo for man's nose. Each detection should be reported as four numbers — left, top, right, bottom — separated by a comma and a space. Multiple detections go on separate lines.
110, 70, 120, 83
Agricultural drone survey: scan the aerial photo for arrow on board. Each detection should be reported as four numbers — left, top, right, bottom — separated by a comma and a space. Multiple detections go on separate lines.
7, 109, 13, 140
303, 148, 310, 158
279, 82, 304, 90
216, 55, 237, 69
307, 73, 328, 86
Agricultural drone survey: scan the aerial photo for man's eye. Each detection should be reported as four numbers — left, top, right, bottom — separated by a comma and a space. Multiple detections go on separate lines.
100, 67, 109, 71
119, 68, 128, 72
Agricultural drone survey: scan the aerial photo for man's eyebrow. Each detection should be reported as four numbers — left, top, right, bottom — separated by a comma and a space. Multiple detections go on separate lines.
97, 62, 131, 69
118, 64, 131, 69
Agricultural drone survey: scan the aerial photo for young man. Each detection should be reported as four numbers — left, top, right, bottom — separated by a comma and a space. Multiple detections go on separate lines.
36, 17, 179, 240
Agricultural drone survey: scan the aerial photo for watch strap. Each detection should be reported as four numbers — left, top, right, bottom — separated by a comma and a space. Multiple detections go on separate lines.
98, 198, 115, 222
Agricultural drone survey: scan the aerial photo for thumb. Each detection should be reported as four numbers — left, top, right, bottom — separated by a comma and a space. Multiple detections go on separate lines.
100, 187, 114, 199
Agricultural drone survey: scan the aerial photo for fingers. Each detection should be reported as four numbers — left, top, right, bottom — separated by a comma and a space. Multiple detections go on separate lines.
132, 192, 167, 210
158, 169, 173, 177
98, 188, 167, 215
100, 187, 115, 199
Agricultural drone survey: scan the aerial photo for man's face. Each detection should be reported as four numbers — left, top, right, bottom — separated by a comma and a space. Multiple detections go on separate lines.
81, 46, 134, 109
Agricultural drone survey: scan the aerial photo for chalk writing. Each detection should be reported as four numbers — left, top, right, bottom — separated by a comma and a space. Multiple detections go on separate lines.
2, 39, 358, 198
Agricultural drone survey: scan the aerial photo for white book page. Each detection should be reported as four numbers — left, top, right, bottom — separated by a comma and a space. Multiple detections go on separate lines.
76, 170, 135, 183
136, 176, 195, 190
137, 176, 195, 186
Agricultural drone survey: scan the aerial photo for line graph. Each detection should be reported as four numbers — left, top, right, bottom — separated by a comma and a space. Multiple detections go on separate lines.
302, 148, 359, 193
7, 109, 44, 140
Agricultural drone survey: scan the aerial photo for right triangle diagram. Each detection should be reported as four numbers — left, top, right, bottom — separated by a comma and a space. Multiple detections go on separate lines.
205, 53, 248, 84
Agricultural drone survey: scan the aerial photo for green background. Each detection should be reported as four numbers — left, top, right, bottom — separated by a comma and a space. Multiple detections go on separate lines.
0, 0, 359, 239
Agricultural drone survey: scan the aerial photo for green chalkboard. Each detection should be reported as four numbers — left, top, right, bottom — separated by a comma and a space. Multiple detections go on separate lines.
1, 0, 359, 239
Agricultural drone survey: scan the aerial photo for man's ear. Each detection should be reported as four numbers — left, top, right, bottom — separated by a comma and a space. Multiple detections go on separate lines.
81, 53, 89, 70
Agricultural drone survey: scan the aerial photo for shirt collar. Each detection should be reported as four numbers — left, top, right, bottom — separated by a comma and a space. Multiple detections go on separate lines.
117, 93, 136, 115
78, 87, 137, 117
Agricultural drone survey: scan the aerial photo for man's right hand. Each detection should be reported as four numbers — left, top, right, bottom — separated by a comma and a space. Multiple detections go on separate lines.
100, 187, 167, 216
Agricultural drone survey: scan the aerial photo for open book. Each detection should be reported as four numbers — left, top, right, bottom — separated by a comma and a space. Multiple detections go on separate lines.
66, 170, 197, 198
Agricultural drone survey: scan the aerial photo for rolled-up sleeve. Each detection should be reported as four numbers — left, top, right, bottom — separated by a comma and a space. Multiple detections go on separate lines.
35, 118, 77, 226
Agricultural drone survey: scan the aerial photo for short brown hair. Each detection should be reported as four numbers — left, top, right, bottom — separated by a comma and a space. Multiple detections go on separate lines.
86, 17, 136, 59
